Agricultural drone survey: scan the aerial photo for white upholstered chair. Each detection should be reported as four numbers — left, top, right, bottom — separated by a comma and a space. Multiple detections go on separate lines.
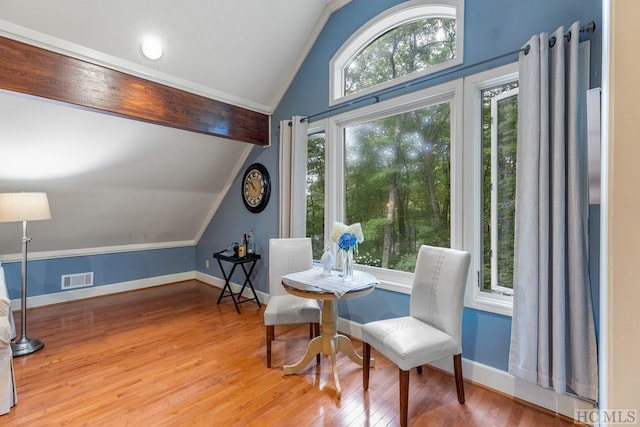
362, 245, 471, 427
264, 238, 321, 368
0, 263, 17, 414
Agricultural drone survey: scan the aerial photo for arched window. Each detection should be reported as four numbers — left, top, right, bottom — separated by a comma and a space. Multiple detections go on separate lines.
330, 0, 464, 105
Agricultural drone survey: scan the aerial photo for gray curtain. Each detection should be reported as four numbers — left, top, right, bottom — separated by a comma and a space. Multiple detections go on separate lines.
278, 116, 308, 238
509, 22, 598, 402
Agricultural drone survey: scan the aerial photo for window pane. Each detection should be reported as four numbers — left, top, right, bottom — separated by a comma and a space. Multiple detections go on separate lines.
306, 131, 325, 260
344, 18, 456, 96
344, 103, 451, 273
481, 83, 518, 291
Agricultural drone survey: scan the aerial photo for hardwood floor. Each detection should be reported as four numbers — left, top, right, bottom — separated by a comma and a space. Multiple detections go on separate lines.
2, 281, 575, 426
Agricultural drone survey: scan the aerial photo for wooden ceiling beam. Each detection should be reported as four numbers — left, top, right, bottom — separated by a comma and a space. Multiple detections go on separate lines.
0, 35, 269, 146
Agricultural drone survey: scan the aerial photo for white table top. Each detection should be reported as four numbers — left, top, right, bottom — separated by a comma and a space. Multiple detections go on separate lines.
282, 266, 377, 298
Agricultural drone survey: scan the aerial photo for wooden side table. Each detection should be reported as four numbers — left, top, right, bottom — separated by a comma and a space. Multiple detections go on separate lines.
281, 267, 377, 398
213, 251, 261, 314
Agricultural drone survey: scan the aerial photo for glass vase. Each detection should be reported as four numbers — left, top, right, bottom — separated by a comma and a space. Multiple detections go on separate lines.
342, 248, 354, 282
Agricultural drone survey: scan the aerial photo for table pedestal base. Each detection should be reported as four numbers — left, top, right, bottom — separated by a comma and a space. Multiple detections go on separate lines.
283, 299, 374, 398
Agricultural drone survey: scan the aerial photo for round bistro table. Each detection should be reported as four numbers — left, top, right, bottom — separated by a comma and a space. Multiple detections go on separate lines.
281, 266, 377, 398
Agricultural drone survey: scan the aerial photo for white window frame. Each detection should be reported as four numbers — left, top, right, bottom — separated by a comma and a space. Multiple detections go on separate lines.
489, 88, 518, 296
329, 0, 464, 106
463, 63, 519, 316
309, 80, 463, 294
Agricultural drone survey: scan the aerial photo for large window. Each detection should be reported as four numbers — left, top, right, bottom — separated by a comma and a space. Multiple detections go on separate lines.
330, 0, 464, 105
344, 103, 451, 273
306, 81, 462, 289
307, 65, 517, 311
306, 68, 519, 306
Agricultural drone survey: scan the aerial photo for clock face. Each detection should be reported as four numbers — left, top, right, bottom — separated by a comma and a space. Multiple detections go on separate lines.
241, 163, 270, 213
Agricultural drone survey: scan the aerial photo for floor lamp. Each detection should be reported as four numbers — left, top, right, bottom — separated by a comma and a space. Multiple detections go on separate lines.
0, 192, 51, 356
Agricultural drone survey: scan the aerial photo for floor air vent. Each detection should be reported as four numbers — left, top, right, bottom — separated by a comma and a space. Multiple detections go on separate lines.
61, 272, 94, 290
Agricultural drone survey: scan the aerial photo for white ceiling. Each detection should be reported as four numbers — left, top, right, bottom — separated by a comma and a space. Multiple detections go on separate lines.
0, 0, 349, 258
0, 0, 343, 112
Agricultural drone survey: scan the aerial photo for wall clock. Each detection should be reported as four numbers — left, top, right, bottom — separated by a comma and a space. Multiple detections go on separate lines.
241, 163, 271, 213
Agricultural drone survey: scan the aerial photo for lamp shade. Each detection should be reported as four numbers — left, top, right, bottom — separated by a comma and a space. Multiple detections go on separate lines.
0, 192, 52, 222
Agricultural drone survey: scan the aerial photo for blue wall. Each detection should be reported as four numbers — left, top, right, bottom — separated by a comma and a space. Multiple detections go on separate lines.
194, 145, 276, 292
2, 246, 195, 300
196, 0, 602, 373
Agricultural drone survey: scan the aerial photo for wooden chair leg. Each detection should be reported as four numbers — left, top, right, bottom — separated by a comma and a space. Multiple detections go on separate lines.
399, 368, 410, 427
313, 322, 320, 364
453, 353, 465, 404
266, 325, 274, 368
363, 342, 371, 390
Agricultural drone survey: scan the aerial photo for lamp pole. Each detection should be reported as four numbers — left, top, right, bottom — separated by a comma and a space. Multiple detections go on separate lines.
10, 220, 44, 356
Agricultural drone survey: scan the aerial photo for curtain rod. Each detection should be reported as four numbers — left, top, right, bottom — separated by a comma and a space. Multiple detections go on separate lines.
301, 20, 596, 124
523, 20, 596, 54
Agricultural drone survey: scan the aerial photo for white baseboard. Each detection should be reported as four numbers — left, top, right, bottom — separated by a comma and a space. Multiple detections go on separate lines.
11, 271, 196, 310
14, 271, 596, 422
337, 317, 597, 422
12, 270, 268, 312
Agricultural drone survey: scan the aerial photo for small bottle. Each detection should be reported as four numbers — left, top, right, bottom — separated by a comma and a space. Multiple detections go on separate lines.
238, 234, 247, 257
247, 231, 255, 255
320, 242, 334, 276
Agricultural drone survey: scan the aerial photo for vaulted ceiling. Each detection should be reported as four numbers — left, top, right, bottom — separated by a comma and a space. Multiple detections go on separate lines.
0, 1, 348, 258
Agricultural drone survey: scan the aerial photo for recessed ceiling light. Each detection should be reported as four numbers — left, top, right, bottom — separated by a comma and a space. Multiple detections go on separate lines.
140, 37, 163, 60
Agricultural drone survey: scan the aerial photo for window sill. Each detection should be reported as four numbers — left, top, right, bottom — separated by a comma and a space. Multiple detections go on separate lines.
353, 265, 513, 315
465, 292, 513, 317
354, 264, 412, 295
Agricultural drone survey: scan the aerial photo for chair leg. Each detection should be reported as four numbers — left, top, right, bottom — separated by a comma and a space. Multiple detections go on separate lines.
399, 368, 410, 427
266, 325, 274, 368
453, 353, 465, 404
313, 322, 321, 364
363, 342, 371, 390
